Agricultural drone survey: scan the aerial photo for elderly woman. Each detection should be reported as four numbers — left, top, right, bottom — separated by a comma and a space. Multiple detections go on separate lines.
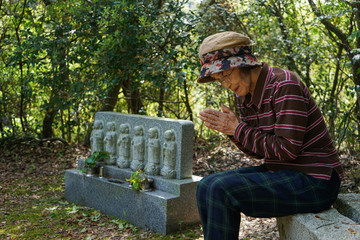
196, 31, 343, 240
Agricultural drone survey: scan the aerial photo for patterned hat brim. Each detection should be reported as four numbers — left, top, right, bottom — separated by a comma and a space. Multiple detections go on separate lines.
197, 55, 262, 83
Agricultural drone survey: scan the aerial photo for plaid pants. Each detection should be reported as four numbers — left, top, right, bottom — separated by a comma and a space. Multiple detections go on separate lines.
196, 165, 340, 240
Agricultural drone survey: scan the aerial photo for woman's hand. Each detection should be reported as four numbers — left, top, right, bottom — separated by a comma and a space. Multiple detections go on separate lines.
199, 104, 240, 136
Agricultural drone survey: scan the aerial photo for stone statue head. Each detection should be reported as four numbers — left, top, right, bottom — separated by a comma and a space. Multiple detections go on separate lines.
164, 130, 175, 141
107, 122, 116, 131
120, 123, 129, 134
134, 126, 143, 136
148, 128, 159, 139
93, 120, 103, 129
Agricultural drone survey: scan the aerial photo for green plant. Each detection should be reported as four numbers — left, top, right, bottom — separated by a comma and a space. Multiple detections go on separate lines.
85, 151, 109, 169
126, 169, 148, 191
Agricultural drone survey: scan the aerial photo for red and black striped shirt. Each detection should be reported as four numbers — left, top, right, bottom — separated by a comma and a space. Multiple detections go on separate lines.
231, 63, 343, 180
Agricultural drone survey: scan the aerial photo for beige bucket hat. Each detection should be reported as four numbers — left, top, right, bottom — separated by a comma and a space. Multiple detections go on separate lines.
198, 31, 262, 83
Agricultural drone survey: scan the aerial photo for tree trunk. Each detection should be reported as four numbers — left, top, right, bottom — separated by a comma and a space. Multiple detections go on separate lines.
121, 72, 145, 114
84, 77, 123, 146
41, 27, 69, 139
42, 95, 56, 138
100, 80, 122, 112
0, 105, 4, 137
328, 45, 343, 136
182, 78, 193, 121
100, 72, 145, 114
42, 112, 56, 138
126, 86, 144, 114
158, 78, 165, 117
15, 0, 28, 133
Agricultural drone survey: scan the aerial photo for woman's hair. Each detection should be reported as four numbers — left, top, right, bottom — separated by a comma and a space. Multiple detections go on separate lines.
239, 65, 261, 75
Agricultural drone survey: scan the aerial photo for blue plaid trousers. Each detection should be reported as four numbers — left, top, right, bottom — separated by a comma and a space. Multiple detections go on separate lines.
196, 165, 340, 240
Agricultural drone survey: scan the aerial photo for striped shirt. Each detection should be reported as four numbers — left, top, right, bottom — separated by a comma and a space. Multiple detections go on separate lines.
231, 63, 343, 180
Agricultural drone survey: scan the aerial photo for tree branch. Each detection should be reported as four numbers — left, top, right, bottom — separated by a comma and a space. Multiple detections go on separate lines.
308, 0, 350, 51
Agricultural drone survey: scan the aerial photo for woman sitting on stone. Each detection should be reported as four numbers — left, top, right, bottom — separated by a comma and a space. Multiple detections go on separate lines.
196, 31, 343, 240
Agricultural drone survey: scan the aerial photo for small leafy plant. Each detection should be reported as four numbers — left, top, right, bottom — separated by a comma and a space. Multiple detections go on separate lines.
85, 151, 110, 169
126, 169, 151, 191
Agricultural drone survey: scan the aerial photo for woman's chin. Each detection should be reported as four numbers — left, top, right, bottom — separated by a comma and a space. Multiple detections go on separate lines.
231, 87, 239, 94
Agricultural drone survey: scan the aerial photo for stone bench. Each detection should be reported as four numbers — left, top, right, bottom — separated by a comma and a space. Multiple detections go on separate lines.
65, 112, 202, 234
277, 193, 360, 240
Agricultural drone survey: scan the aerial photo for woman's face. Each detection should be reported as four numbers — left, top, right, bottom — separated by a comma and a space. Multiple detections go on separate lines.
211, 67, 252, 96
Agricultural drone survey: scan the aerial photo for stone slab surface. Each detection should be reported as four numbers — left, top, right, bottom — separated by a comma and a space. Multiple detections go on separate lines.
277, 208, 360, 240
65, 169, 201, 234
277, 193, 360, 240
95, 112, 194, 179
104, 165, 201, 196
334, 193, 360, 223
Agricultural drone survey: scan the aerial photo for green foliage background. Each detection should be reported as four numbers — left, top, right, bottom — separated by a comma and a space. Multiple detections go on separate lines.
1, 0, 359, 152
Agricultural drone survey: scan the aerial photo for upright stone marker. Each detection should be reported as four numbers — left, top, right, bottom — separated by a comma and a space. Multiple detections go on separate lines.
65, 112, 201, 234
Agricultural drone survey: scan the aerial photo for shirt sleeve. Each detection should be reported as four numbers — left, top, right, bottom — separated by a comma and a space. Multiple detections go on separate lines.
231, 79, 308, 161
228, 135, 263, 159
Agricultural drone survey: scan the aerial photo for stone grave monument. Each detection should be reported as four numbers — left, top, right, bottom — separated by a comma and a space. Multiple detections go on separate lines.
65, 112, 202, 234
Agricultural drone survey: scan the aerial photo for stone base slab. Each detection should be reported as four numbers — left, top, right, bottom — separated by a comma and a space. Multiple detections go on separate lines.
65, 167, 201, 234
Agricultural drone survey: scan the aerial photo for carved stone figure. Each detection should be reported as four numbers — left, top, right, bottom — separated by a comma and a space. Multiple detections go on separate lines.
103, 122, 116, 165
145, 128, 161, 175
117, 123, 131, 168
90, 120, 104, 154
161, 130, 177, 179
131, 126, 145, 171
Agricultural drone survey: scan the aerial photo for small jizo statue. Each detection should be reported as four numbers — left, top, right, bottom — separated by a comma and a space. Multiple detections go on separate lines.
90, 120, 104, 154
131, 126, 145, 171
117, 123, 131, 168
161, 129, 177, 179
103, 121, 117, 165
145, 128, 161, 176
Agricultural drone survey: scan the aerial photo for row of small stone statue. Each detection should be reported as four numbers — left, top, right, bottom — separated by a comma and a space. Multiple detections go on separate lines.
90, 120, 177, 179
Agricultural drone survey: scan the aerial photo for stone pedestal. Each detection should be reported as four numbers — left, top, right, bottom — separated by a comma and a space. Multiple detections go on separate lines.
66, 162, 201, 234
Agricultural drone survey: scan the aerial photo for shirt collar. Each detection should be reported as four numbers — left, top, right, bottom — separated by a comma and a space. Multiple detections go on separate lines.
251, 62, 269, 109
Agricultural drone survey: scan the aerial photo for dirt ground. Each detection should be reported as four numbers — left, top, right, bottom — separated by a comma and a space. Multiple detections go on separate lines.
0, 137, 358, 239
